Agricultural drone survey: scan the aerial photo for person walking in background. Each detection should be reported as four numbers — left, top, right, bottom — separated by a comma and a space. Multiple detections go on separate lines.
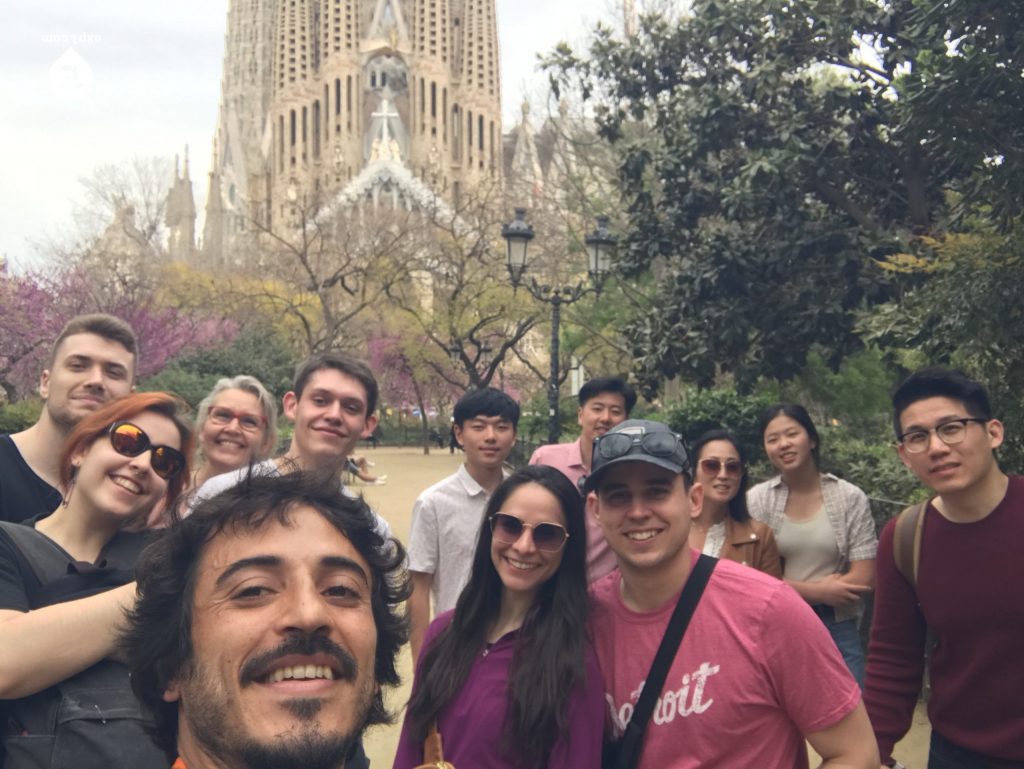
530, 376, 636, 582
689, 428, 781, 577
407, 388, 518, 661
0, 392, 191, 766
189, 375, 278, 493
394, 465, 603, 769
0, 314, 137, 523
748, 403, 877, 687
865, 367, 1024, 768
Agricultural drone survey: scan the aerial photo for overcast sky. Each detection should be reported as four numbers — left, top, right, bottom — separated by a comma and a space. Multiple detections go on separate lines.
1, 0, 616, 268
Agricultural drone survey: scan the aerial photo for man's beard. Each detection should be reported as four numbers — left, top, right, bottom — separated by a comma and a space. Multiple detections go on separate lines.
178, 637, 375, 769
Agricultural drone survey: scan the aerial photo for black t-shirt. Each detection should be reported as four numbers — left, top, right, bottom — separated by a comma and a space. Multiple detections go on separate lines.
0, 435, 62, 524
0, 515, 151, 613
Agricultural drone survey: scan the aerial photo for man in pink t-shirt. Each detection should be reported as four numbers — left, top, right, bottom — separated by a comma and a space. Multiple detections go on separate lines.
584, 420, 878, 768
530, 376, 635, 582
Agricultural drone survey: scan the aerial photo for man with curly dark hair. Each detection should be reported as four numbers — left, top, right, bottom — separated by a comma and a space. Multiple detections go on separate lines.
121, 471, 410, 769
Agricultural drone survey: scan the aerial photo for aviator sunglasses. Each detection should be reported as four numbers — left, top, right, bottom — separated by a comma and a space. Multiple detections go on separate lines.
595, 430, 690, 470
490, 512, 569, 552
107, 421, 186, 480
698, 457, 743, 477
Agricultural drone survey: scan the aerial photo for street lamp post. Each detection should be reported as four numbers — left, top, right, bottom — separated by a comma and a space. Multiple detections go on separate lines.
501, 208, 616, 445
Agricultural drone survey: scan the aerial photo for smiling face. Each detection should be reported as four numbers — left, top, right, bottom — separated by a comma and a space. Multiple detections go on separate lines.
41, 332, 135, 430
588, 462, 701, 580
694, 439, 743, 508
200, 389, 271, 475
897, 396, 1003, 496
762, 415, 816, 475
578, 391, 628, 446
455, 414, 516, 474
283, 369, 379, 469
69, 410, 178, 523
490, 482, 567, 603
168, 505, 378, 769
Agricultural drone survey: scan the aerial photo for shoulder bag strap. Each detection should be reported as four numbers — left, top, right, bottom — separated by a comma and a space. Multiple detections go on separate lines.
892, 501, 928, 593
0, 521, 73, 585
615, 553, 717, 769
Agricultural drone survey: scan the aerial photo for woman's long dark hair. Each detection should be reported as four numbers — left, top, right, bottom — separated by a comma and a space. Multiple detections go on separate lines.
691, 429, 751, 523
405, 465, 589, 768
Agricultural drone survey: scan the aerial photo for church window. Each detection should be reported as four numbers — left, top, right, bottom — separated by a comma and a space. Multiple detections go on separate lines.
313, 100, 321, 159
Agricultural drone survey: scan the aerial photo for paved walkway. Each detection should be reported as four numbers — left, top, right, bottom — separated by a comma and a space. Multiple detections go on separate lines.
352, 446, 930, 766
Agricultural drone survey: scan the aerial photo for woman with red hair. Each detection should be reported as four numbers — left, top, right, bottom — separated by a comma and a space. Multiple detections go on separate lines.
0, 392, 192, 767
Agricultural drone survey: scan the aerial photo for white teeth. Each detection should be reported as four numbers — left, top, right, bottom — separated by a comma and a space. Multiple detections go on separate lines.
507, 558, 539, 570
627, 530, 657, 541
111, 476, 142, 494
268, 664, 335, 683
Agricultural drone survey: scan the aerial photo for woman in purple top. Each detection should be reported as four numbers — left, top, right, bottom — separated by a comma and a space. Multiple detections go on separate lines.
393, 465, 604, 769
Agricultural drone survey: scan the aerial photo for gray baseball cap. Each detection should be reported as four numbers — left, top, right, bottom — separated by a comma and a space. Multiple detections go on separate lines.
581, 419, 691, 494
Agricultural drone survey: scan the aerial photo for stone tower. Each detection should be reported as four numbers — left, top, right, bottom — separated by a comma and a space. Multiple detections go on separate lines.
166, 148, 197, 262
201, 0, 502, 265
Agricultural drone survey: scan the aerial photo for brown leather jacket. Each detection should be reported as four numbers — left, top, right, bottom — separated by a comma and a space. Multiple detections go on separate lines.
719, 517, 782, 579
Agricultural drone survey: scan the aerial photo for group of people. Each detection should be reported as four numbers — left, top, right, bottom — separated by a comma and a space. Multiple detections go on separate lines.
0, 312, 1019, 769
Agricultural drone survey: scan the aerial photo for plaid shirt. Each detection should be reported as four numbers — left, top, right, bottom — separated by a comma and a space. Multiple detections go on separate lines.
747, 473, 878, 621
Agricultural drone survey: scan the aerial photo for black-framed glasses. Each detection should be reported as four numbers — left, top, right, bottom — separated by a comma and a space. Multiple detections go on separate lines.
208, 407, 267, 433
698, 457, 743, 477
595, 430, 690, 469
108, 422, 186, 480
898, 418, 988, 454
489, 512, 569, 552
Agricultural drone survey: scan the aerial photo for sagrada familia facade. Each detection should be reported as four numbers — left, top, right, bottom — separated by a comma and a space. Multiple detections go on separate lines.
165, 0, 577, 266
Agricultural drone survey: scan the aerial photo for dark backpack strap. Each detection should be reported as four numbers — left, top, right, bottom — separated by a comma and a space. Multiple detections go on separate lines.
892, 501, 928, 593
0, 521, 73, 585
615, 554, 717, 769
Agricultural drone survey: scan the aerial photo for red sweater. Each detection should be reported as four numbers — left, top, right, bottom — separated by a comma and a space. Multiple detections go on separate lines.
865, 475, 1024, 764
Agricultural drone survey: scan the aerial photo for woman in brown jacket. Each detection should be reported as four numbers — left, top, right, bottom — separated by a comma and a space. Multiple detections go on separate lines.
688, 429, 782, 578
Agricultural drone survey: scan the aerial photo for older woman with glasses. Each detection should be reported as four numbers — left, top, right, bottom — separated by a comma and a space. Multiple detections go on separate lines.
0, 392, 191, 766
191, 375, 277, 492
393, 465, 603, 769
689, 429, 782, 578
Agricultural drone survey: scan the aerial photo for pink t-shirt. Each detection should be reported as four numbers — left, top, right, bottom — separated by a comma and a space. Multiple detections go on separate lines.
590, 555, 861, 768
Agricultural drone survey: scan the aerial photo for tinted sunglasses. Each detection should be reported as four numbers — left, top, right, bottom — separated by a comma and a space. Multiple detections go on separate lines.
108, 421, 186, 480
490, 512, 569, 552
698, 458, 743, 477
595, 431, 690, 469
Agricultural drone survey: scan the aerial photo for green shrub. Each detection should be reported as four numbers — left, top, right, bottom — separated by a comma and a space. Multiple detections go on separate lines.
0, 399, 43, 434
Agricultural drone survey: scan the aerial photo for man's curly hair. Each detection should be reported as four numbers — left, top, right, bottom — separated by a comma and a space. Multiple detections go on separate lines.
120, 469, 410, 757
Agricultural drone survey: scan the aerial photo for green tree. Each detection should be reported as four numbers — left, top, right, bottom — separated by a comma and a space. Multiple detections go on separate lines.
860, 230, 1024, 472
547, 0, 1024, 394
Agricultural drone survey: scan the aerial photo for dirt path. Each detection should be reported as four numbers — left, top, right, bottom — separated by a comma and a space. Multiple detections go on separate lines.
351, 446, 930, 766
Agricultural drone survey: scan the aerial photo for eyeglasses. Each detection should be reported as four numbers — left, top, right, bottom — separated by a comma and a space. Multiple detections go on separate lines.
698, 457, 743, 477
108, 422, 186, 480
208, 407, 267, 433
595, 431, 690, 469
490, 512, 569, 552
898, 418, 988, 454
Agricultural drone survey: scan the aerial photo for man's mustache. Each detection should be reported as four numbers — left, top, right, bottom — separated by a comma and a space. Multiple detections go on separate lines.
239, 635, 359, 686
